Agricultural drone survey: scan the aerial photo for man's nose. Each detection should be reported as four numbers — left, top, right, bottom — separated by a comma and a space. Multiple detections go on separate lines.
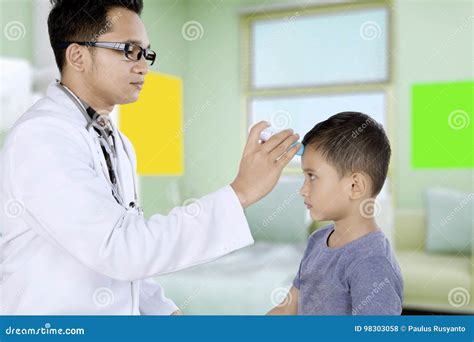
133, 58, 149, 75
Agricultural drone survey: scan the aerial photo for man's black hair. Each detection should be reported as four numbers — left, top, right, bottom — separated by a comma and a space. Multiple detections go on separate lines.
48, 0, 143, 72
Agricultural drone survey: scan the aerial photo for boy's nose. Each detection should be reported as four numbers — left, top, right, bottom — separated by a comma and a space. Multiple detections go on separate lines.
299, 185, 307, 197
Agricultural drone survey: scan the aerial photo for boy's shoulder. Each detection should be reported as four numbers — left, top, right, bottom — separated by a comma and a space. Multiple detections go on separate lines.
345, 230, 401, 278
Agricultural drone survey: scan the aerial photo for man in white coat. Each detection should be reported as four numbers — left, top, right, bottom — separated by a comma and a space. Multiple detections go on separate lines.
0, 0, 301, 314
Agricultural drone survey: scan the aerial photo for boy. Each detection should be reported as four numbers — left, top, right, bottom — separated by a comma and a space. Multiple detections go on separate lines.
268, 112, 403, 315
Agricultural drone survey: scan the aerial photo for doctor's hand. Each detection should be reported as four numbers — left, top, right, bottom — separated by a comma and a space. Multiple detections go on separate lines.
231, 121, 301, 209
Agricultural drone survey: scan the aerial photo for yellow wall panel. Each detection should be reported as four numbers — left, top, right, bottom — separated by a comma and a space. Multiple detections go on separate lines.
119, 72, 183, 175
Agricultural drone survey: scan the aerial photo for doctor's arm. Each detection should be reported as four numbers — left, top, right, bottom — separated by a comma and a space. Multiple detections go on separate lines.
9, 119, 298, 282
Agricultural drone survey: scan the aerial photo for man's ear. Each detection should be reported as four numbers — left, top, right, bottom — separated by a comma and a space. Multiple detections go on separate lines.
65, 44, 88, 72
349, 172, 370, 200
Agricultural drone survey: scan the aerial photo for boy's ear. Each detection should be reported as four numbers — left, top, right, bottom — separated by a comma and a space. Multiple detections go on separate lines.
349, 172, 370, 200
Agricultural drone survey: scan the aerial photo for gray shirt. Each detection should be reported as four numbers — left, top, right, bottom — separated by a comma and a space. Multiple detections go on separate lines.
293, 225, 403, 315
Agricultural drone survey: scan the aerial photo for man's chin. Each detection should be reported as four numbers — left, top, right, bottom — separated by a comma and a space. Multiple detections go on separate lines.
118, 93, 140, 105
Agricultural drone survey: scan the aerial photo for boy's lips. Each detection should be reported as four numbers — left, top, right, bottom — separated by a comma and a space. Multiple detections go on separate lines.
304, 202, 313, 209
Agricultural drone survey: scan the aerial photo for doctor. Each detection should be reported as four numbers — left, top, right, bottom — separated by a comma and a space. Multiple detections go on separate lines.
0, 0, 300, 314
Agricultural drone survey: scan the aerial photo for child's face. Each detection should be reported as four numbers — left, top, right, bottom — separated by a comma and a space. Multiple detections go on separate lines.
300, 147, 352, 221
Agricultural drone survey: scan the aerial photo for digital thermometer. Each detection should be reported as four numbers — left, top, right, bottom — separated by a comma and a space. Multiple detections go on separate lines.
259, 129, 305, 156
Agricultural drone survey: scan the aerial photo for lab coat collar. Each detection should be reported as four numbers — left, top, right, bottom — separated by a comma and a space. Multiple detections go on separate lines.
46, 81, 116, 128
46, 81, 89, 127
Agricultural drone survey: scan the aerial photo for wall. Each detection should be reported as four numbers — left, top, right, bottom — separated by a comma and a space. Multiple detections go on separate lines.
393, 0, 473, 209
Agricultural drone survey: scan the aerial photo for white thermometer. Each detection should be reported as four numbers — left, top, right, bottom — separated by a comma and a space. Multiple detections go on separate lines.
259, 128, 304, 156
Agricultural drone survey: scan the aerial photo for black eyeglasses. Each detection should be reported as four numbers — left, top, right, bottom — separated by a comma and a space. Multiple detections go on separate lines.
56, 41, 156, 66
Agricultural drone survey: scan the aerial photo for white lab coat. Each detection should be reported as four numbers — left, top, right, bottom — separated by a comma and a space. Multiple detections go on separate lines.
0, 81, 254, 315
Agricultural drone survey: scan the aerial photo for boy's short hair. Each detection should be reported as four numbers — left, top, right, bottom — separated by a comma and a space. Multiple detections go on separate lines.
302, 111, 391, 196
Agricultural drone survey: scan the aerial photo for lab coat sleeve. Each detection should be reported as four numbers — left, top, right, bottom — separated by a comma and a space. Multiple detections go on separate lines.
7, 118, 254, 281
139, 279, 179, 315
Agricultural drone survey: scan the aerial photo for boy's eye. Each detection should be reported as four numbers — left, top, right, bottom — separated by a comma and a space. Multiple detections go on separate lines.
308, 173, 316, 181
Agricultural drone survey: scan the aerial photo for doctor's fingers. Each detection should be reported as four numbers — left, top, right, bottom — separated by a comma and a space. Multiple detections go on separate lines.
246, 121, 271, 152
275, 141, 301, 167
268, 132, 299, 160
261, 129, 294, 153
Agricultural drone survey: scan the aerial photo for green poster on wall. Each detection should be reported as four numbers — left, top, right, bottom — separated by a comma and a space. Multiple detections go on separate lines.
412, 80, 473, 168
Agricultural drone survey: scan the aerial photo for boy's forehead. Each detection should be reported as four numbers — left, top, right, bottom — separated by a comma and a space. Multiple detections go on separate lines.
302, 146, 320, 163
301, 147, 320, 169
301, 147, 333, 173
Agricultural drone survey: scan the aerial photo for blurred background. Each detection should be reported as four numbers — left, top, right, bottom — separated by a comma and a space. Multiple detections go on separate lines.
0, 0, 472, 315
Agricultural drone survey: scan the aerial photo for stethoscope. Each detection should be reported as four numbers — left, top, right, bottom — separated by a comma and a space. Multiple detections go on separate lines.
57, 82, 143, 216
